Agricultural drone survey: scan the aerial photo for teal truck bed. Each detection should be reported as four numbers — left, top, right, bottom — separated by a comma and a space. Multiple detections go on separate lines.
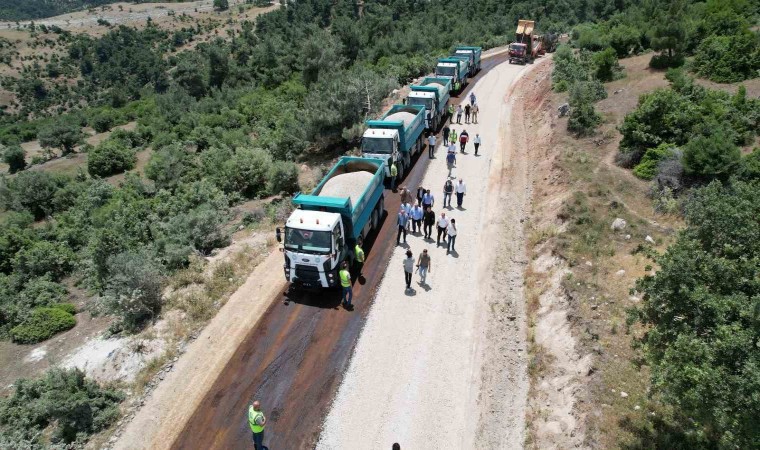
435, 57, 469, 92
292, 157, 385, 242
454, 46, 482, 74
365, 104, 426, 154
408, 77, 451, 130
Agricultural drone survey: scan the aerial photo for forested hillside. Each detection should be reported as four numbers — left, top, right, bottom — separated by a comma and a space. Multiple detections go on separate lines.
0, 0, 194, 21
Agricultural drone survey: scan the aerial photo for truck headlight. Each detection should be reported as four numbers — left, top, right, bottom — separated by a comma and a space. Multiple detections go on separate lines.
328, 273, 334, 279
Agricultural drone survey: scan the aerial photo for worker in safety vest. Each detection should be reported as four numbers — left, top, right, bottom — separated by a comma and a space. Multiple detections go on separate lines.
354, 239, 365, 277
339, 261, 353, 308
390, 162, 398, 192
248, 400, 267, 450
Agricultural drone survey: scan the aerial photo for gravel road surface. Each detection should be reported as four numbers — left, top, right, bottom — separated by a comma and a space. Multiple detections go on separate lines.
317, 58, 546, 449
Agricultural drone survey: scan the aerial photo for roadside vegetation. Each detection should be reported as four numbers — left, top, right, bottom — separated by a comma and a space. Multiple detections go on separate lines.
540, 0, 759, 445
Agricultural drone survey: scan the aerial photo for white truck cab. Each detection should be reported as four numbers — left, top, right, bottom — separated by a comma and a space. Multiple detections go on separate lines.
361, 128, 400, 177
435, 62, 458, 80
406, 91, 436, 128
282, 209, 347, 288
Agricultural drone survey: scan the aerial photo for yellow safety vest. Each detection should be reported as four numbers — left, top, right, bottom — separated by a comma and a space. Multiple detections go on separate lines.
390, 163, 398, 177
355, 245, 365, 263
248, 406, 265, 433
339, 269, 351, 287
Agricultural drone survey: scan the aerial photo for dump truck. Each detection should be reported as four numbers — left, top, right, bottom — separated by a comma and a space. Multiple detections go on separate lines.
543, 33, 559, 53
435, 57, 469, 92
276, 157, 386, 289
407, 76, 451, 130
361, 104, 426, 181
509, 19, 535, 65
453, 46, 482, 75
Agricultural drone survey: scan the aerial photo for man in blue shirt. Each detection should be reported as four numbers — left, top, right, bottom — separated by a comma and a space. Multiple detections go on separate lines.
410, 202, 424, 234
397, 209, 409, 244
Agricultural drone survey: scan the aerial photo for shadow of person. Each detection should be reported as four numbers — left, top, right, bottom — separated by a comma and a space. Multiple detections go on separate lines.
404, 287, 417, 297
358, 275, 367, 285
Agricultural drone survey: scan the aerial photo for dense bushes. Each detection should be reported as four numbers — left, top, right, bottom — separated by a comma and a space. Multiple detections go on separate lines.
10, 306, 76, 344
87, 139, 137, 177
617, 70, 760, 175
633, 143, 677, 180
634, 180, 760, 448
0, 369, 123, 445
692, 33, 760, 83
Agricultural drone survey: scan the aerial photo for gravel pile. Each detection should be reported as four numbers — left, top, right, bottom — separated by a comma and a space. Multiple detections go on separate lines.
385, 112, 417, 128
429, 82, 446, 97
319, 171, 374, 205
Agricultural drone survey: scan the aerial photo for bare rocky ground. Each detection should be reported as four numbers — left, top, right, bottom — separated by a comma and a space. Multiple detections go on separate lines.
317, 58, 550, 449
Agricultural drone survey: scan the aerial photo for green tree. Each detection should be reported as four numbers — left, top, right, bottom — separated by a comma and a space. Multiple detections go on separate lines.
0, 369, 123, 444
213, 0, 229, 10
567, 101, 601, 137
682, 129, 741, 181
2, 171, 70, 220
37, 119, 84, 155
692, 33, 760, 83
2, 145, 26, 174
13, 240, 76, 282
635, 180, 760, 448
87, 140, 137, 177
145, 143, 191, 191
592, 47, 618, 82
649, 0, 687, 67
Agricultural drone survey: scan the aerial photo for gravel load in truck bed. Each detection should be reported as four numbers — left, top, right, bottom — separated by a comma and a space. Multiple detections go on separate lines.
385, 112, 417, 128
429, 83, 446, 96
319, 171, 374, 206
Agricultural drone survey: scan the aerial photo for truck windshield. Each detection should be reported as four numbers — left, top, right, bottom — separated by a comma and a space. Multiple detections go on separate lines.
284, 228, 332, 254
408, 96, 434, 110
510, 43, 526, 53
436, 66, 456, 77
362, 137, 394, 154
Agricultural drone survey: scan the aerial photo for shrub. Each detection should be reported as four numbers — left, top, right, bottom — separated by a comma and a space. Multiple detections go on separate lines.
567, 102, 601, 137
89, 109, 118, 133
682, 130, 741, 181
552, 45, 590, 91
267, 160, 300, 195
20, 277, 69, 308
633, 143, 677, 180
569, 80, 607, 104
592, 47, 618, 82
692, 33, 760, 83
52, 303, 76, 315
738, 148, 760, 180
1, 170, 70, 220
608, 24, 640, 57
37, 119, 84, 155
98, 249, 165, 333
13, 241, 76, 282
10, 307, 76, 343
87, 140, 136, 177
2, 145, 26, 173
0, 369, 123, 444
649, 52, 685, 69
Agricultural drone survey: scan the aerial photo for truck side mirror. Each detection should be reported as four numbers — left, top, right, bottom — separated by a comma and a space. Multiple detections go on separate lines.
275, 228, 282, 243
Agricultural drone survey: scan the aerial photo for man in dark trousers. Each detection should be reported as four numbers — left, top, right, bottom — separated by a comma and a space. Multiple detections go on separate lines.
397, 209, 409, 244
248, 400, 267, 450
464, 103, 471, 123
442, 125, 450, 146
423, 206, 435, 239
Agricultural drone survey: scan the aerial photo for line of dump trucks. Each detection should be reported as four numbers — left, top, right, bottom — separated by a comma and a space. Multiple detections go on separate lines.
274, 44, 486, 289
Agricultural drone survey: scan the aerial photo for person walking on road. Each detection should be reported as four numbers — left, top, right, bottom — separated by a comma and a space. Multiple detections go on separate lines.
450, 128, 457, 148
446, 149, 457, 178
397, 209, 409, 245
447, 141, 457, 156
339, 261, 353, 307
416, 185, 425, 206
427, 133, 436, 158
447, 104, 455, 120
472, 103, 479, 124
249, 400, 267, 450
447, 218, 458, 254
390, 162, 398, 192
470, 92, 476, 106
436, 212, 449, 247
455, 178, 467, 208
423, 206, 435, 239
400, 186, 413, 205
474, 133, 481, 155
443, 125, 450, 146
416, 249, 431, 285
459, 130, 469, 153
410, 202, 424, 234
422, 189, 435, 209
456, 104, 463, 124
464, 103, 471, 123
443, 178, 454, 208
403, 250, 414, 290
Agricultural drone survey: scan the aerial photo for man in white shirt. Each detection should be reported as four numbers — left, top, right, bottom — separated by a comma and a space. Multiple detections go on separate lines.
436, 212, 449, 247
455, 178, 467, 208
474, 134, 482, 155
427, 133, 436, 158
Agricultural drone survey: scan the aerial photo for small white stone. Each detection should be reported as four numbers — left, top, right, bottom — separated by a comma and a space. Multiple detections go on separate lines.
634, 405, 641, 410
615, 270, 626, 277
585, 261, 593, 267
620, 391, 629, 398
611, 218, 627, 231
625, 234, 631, 240
645, 235, 655, 244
